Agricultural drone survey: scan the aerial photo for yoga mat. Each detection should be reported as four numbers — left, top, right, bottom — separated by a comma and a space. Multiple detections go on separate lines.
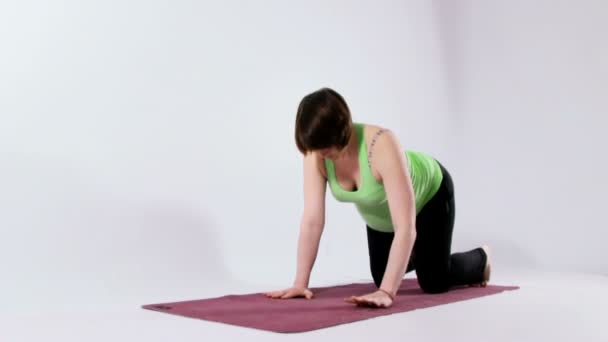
142, 279, 519, 333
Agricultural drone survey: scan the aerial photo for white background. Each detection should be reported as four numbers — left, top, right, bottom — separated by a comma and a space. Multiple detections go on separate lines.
1, 0, 606, 316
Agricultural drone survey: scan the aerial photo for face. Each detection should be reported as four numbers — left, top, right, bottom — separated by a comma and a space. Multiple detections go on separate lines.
318, 147, 343, 160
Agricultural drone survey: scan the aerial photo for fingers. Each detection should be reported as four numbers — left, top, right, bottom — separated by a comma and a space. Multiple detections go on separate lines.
344, 296, 382, 308
357, 298, 377, 307
282, 289, 313, 299
265, 288, 314, 300
345, 296, 366, 306
265, 290, 287, 298
344, 296, 356, 304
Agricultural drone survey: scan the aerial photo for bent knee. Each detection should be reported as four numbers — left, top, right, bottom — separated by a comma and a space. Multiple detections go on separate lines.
372, 274, 383, 288
418, 277, 449, 294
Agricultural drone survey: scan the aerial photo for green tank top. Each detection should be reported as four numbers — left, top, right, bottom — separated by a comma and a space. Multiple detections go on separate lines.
324, 122, 443, 232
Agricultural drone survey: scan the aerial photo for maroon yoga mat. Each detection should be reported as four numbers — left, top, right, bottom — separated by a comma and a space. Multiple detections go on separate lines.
142, 278, 519, 333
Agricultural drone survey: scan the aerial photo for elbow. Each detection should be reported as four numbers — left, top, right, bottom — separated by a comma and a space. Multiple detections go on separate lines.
301, 218, 324, 232
395, 221, 416, 242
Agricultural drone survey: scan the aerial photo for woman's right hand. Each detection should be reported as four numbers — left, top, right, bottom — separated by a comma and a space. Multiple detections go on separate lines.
264, 286, 314, 300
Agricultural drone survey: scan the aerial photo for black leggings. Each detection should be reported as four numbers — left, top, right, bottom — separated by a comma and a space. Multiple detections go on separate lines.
366, 160, 487, 294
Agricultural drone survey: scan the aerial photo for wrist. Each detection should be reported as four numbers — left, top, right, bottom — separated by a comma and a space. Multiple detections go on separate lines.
293, 280, 309, 289
378, 288, 396, 301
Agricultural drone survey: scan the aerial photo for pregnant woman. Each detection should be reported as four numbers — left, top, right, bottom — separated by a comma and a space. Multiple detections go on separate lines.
265, 87, 491, 308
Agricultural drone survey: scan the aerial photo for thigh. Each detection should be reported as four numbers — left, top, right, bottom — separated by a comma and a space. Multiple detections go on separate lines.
366, 225, 415, 287
413, 162, 455, 285
366, 225, 394, 281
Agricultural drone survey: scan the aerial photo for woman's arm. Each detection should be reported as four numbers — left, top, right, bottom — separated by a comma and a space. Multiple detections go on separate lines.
371, 129, 417, 297
293, 152, 327, 288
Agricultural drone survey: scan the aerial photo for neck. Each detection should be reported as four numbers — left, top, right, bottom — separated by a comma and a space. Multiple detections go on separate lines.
338, 125, 359, 162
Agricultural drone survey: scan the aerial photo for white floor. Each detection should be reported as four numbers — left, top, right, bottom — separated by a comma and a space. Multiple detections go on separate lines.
3, 269, 607, 342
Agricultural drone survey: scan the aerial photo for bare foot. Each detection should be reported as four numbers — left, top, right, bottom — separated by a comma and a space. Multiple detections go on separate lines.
470, 245, 491, 287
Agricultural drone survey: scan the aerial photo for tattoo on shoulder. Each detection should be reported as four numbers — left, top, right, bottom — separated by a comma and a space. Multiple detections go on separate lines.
368, 128, 389, 168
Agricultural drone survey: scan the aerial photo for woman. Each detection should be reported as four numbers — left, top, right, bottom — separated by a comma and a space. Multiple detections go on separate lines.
265, 87, 491, 308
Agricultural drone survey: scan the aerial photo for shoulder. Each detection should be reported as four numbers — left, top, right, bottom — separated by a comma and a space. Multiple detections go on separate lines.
361, 123, 407, 175
360, 123, 401, 152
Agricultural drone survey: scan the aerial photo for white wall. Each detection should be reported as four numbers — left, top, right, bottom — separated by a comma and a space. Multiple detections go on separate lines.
0, 0, 451, 313
436, 0, 608, 273
4, 0, 605, 316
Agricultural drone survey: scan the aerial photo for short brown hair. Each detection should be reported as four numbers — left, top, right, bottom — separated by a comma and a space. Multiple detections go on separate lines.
294, 87, 353, 154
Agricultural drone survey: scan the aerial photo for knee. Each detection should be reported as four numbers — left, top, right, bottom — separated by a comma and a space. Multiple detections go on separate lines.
372, 273, 383, 289
370, 267, 385, 288
420, 282, 449, 294
418, 276, 449, 294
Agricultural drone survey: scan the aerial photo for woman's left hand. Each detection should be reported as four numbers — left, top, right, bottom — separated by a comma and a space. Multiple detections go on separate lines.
344, 290, 394, 308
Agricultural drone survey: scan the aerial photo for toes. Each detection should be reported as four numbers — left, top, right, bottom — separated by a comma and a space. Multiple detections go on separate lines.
481, 245, 492, 284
